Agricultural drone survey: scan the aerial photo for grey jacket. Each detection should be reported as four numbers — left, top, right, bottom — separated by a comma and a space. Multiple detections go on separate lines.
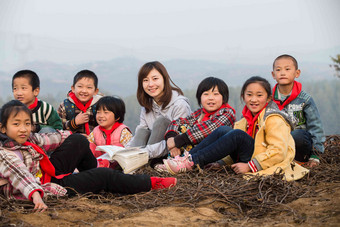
131, 91, 191, 158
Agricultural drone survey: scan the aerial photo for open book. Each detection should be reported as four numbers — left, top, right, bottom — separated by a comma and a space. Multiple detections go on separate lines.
96, 146, 148, 174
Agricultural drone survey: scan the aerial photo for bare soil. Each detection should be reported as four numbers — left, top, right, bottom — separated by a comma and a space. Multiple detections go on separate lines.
1, 135, 339, 227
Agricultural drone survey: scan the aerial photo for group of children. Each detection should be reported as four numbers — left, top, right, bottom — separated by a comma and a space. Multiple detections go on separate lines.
0, 54, 325, 212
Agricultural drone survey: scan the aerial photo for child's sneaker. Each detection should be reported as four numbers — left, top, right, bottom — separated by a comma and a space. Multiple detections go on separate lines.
163, 154, 194, 175
150, 177, 177, 190
154, 163, 169, 173
97, 159, 110, 168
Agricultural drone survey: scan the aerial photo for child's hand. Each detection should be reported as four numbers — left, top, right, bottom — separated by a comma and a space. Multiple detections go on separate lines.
170, 147, 181, 157
305, 160, 319, 168
75, 112, 89, 125
231, 163, 251, 174
32, 191, 48, 213
205, 162, 223, 170
166, 137, 176, 150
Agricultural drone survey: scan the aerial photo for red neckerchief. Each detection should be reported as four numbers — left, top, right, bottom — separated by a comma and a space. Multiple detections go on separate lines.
69, 91, 93, 135
242, 103, 268, 138
202, 103, 235, 122
28, 98, 38, 110
272, 81, 302, 110
23, 141, 71, 184
99, 122, 122, 145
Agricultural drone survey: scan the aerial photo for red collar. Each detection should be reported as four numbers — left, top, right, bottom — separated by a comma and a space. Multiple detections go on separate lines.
99, 122, 123, 145
28, 98, 38, 110
201, 103, 235, 122
273, 81, 302, 110
242, 103, 268, 138
69, 91, 93, 135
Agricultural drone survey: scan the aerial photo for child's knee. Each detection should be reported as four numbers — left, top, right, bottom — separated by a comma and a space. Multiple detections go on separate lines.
152, 116, 171, 129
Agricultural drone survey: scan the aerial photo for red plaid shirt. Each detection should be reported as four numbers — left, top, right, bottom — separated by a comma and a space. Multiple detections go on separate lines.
0, 131, 70, 200
166, 106, 236, 145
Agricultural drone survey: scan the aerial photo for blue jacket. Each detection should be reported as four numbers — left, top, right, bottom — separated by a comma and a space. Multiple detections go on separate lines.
279, 90, 325, 153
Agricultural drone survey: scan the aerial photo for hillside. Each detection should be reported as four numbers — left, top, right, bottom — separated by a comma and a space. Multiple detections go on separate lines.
0, 57, 335, 98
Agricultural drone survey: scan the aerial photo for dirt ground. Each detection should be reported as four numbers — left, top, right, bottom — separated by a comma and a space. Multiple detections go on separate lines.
1, 135, 339, 227
1, 182, 339, 226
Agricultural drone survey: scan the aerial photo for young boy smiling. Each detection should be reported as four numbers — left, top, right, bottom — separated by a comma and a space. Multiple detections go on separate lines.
272, 54, 325, 167
58, 70, 102, 134
12, 70, 62, 133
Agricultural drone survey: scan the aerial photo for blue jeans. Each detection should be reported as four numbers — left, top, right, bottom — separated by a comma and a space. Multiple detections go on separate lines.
291, 129, 313, 162
190, 126, 254, 168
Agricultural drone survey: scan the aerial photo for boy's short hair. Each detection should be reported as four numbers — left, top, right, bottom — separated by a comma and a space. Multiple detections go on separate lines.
273, 54, 299, 69
73, 70, 98, 89
96, 96, 125, 123
196, 77, 229, 106
12, 70, 40, 90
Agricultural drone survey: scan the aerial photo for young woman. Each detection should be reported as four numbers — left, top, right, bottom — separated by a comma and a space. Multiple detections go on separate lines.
128, 61, 191, 161
0, 100, 176, 212
162, 76, 309, 181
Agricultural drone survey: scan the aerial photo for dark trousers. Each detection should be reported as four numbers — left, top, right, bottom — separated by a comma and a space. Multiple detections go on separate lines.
189, 126, 254, 168
50, 134, 151, 196
291, 129, 313, 162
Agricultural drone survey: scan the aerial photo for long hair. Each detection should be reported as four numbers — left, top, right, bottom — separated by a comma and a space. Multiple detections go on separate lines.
137, 61, 183, 113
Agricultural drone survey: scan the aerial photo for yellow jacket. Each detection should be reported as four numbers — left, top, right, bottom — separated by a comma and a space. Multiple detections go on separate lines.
224, 102, 309, 181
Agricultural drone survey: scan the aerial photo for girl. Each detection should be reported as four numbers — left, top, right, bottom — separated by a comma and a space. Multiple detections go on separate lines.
162, 76, 309, 181
89, 96, 132, 157
0, 100, 177, 212
128, 61, 191, 162
164, 77, 236, 158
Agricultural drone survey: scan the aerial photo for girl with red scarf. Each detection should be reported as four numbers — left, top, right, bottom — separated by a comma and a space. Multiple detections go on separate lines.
0, 100, 177, 212
162, 77, 308, 181
154, 77, 236, 172
88, 96, 132, 158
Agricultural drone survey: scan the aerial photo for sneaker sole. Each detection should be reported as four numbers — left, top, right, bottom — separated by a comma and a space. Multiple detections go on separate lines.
164, 160, 179, 175
154, 165, 168, 173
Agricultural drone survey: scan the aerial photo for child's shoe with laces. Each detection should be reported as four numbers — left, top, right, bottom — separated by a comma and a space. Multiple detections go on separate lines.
163, 153, 194, 175
154, 163, 169, 173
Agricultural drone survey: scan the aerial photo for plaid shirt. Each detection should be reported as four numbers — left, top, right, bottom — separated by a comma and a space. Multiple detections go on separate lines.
166, 106, 236, 145
0, 131, 70, 200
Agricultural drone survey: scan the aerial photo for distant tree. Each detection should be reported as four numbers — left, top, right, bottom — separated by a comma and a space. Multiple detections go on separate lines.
330, 54, 340, 78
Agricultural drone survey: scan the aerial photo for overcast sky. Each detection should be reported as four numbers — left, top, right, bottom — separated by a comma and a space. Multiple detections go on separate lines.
0, 0, 339, 72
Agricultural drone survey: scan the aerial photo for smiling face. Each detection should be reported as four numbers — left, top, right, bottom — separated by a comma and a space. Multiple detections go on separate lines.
200, 86, 223, 113
0, 111, 32, 144
96, 107, 117, 130
272, 58, 300, 86
243, 82, 270, 116
142, 68, 165, 103
71, 77, 99, 104
12, 77, 40, 106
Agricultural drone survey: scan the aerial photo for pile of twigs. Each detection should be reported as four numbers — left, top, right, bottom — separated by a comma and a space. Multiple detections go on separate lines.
0, 135, 339, 223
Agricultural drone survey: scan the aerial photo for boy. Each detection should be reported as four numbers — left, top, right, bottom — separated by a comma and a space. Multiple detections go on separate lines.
58, 70, 102, 134
272, 54, 325, 167
12, 70, 63, 133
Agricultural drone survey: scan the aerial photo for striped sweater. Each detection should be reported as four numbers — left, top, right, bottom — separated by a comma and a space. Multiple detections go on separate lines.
31, 100, 63, 133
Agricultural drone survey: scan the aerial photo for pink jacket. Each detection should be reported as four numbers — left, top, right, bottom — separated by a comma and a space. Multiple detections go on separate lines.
90, 124, 130, 157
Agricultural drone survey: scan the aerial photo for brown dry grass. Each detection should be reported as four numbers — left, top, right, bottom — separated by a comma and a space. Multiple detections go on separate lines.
1, 135, 339, 226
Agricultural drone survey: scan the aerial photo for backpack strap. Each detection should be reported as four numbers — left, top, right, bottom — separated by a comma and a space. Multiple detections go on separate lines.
64, 99, 75, 121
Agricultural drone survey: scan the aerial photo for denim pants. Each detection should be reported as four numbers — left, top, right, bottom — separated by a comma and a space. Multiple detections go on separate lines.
190, 126, 254, 168
50, 134, 151, 196
291, 129, 313, 162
